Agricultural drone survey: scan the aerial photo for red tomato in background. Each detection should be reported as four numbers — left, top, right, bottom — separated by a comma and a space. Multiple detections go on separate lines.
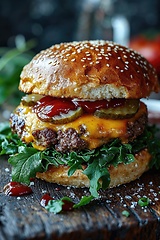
129, 35, 160, 77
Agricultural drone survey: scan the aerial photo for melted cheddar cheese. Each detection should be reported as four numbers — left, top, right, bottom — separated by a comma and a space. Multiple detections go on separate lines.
15, 102, 147, 150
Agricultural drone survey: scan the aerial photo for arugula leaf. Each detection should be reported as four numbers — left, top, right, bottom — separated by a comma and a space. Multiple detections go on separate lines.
83, 160, 110, 198
0, 122, 24, 155
8, 148, 44, 184
74, 195, 94, 208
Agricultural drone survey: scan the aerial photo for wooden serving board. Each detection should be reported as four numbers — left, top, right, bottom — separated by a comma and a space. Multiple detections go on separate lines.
0, 155, 160, 240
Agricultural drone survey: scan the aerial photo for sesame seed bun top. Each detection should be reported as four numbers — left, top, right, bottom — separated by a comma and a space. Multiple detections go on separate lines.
19, 40, 159, 100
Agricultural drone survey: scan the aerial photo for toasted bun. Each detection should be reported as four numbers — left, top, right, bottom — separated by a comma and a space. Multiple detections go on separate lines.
19, 40, 159, 100
36, 149, 151, 188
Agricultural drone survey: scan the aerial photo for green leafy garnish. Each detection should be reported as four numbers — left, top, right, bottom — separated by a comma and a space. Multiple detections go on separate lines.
9, 148, 44, 185
45, 195, 94, 214
0, 37, 36, 105
138, 197, 150, 207
122, 210, 130, 217
0, 122, 160, 213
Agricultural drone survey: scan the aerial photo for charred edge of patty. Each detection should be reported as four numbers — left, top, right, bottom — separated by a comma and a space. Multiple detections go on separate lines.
32, 127, 88, 152
10, 112, 148, 153
127, 113, 148, 142
10, 113, 25, 137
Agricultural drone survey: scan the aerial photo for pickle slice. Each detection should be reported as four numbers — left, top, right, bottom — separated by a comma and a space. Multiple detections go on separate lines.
22, 94, 44, 106
51, 107, 83, 124
94, 99, 139, 119
22, 94, 44, 103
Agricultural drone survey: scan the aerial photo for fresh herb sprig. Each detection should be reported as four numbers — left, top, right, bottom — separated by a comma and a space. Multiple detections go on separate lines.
0, 122, 160, 213
0, 36, 36, 105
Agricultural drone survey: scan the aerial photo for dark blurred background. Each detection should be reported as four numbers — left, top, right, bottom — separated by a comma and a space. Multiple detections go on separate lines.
0, 0, 160, 51
0, 0, 160, 120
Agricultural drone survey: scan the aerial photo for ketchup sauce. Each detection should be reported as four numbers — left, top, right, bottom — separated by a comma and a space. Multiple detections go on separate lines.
34, 96, 126, 120
34, 96, 77, 120
62, 199, 74, 211
3, 181, 33, 196
40, 193, 74, 211
40, 193, 54, 207
73, 98, 125, 113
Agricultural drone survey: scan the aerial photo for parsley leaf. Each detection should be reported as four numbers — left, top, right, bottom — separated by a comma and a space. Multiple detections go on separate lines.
138, 197, 150, 207
45, 197, 73, 214
45, 195, 94, 214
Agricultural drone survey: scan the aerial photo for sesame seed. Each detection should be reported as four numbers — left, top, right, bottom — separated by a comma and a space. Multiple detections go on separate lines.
71, 58, 76, 62
106, 64, 110, 67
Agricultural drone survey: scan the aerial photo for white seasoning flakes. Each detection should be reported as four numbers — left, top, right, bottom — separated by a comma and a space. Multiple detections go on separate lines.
5, 168, 10, 172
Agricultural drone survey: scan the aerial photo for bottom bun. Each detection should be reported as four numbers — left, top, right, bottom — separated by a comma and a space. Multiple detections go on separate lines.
36, 149, 151, 188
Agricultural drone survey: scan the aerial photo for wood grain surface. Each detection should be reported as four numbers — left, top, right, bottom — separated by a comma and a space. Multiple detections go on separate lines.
0, 155, 160, 240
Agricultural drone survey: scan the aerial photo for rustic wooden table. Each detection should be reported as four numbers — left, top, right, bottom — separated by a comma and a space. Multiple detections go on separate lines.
0, 155, 160, 240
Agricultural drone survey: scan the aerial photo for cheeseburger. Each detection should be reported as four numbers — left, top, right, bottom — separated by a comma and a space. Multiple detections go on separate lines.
10, 40, 160, 196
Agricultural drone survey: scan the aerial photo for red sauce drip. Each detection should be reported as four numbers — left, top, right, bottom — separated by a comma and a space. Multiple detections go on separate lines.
34, 96, 77, 120
73, 98, 125, 113
34, 96, 126, 120
3, 182, 33, 196
62, 199, 74, 211
40, 193, 54, 207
